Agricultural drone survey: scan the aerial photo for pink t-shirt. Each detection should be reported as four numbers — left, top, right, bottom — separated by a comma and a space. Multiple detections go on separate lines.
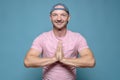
31, 30, 88, 80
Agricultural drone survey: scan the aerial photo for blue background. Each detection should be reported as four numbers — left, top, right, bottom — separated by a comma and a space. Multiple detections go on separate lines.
0, 0, 120, 80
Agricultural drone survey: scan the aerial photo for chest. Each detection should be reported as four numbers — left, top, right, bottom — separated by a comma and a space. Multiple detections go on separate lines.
42, 38, 78, 58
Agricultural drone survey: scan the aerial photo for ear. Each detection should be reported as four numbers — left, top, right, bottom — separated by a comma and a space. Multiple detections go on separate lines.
68, 15, 70, 21
49, 14, 52, 21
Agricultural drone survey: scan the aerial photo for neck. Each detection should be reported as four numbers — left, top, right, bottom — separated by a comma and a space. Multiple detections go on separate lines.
53, 28, 67, 37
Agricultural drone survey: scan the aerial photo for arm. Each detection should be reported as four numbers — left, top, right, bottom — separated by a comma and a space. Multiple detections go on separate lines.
24, 48, 57, 68
60, 48, 95, 68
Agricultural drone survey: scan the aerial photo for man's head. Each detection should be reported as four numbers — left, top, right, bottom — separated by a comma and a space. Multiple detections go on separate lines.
50, 3, 70, 30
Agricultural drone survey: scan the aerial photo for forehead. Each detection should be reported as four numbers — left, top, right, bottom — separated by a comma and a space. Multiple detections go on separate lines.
51, 10, 68, 14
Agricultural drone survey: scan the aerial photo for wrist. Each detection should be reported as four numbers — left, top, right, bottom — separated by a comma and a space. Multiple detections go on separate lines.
52, 57, 58, 62
60, 57, 66, 63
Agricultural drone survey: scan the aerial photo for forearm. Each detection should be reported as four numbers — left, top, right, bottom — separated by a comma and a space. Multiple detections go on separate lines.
24, 56, 57, 68
60, 57, 95, 68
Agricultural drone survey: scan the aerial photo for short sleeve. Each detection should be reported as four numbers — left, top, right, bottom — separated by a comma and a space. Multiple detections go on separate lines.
77, 33, 89, 52
31, 35, 43, 52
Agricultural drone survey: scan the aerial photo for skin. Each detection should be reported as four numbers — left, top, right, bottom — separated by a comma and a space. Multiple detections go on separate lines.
24, 5, 95, 68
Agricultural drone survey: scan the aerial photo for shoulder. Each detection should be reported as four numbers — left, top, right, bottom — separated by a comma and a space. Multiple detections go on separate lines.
68, 30, 87, 43
32, 30, 52, 43
68, 30, 84, 38
36, 30, 52, 39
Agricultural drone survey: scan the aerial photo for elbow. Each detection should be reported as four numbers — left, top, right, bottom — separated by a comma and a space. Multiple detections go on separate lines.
24, 59, 30, 68
89, 58, 96, 68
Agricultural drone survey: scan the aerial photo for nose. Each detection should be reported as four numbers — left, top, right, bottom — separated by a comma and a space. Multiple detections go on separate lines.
57, 15, 62, 21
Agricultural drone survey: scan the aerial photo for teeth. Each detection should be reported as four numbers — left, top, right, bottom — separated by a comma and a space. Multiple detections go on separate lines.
57, 22, 61, 23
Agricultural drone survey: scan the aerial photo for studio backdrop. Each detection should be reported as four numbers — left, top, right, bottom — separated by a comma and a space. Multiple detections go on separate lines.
0, 0, 120, 80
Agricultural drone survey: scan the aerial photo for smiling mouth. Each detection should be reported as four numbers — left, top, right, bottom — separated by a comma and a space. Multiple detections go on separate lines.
57, 23, 62, 25
56, 22, 63, 24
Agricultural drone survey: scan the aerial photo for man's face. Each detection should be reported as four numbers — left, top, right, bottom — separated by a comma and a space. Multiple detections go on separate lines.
50, 5, 70, 30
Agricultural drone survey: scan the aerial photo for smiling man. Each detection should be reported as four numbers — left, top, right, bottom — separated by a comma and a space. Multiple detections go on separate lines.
24, 3, 95, 80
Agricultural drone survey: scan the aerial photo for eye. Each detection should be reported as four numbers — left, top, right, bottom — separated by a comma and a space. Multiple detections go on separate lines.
52, 14, 57, 17
61, 14, 68, 17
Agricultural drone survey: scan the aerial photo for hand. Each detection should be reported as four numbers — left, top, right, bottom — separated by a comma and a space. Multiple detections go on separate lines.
55, 41, 64, 61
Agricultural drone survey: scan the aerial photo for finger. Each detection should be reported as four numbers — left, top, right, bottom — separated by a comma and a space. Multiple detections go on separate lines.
57, 40, 62, 51
59, 41, 62, 52
56, 41, 61, 51
59, 41, 64, 59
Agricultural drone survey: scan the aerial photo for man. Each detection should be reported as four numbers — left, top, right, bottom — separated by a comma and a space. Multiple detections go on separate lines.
24, 3, 95, 80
